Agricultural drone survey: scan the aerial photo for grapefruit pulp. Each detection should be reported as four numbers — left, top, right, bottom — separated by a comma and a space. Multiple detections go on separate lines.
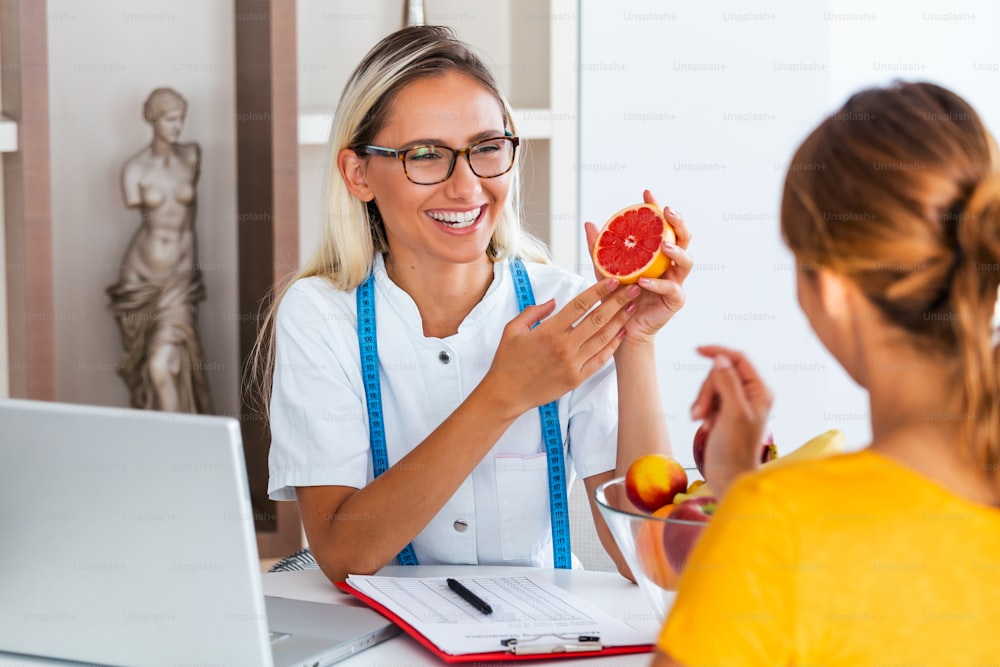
592, 203, 675, 284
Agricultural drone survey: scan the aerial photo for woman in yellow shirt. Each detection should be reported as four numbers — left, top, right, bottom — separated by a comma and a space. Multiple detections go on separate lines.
654, 81, 1000, 665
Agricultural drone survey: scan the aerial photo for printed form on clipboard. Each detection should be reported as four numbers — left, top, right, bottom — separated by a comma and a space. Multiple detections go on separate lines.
336, 574, 654, 662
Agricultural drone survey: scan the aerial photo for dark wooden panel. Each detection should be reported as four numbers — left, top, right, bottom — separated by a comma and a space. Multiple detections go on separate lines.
1, 0, 54, 400
235, 0, 301, 558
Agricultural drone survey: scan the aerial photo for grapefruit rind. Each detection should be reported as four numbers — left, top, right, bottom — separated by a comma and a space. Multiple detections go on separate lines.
592, 203, 675, 284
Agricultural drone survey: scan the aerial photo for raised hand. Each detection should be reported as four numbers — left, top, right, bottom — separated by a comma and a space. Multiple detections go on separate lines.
480, 276, 640, 418
584, 190, 692, 346
689, 345, 774, 498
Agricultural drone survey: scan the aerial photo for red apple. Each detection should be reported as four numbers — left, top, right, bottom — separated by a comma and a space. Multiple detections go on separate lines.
760, 430, 778, 464
692, 423, 710, 477
662, 496, 716, 573
624, 454, 688, 513
693, 423, 777, 480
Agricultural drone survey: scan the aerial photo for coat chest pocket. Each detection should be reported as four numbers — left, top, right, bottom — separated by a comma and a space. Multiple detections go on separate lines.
495, 452, 551, 563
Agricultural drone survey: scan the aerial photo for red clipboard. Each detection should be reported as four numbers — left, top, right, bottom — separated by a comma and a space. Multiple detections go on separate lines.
335, 581, 654, 663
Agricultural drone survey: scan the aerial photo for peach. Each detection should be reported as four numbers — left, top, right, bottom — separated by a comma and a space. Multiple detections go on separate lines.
624, 454, 688, 513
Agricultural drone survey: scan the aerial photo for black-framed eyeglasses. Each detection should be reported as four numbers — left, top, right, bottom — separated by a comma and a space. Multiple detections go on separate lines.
362, 135, 520, 185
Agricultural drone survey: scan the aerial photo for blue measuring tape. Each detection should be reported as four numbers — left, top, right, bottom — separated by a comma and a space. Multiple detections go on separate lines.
508, 259, 573, 569
356, 275, 418, 565
355, 257, 572, 568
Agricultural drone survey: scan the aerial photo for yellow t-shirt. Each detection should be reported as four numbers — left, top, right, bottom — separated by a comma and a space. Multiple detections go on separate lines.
658, 449, 1000, 665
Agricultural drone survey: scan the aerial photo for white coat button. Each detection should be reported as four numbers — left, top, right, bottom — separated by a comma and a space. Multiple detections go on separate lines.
438, 351, 451, 364
453, 519, 468, 532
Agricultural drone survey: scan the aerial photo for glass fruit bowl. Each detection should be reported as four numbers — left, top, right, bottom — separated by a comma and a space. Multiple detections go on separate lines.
593, 474, 710, 621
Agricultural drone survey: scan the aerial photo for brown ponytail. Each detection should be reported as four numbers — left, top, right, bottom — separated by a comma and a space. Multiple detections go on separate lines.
952, 173, 1000, 483
781, 81, 1000, 488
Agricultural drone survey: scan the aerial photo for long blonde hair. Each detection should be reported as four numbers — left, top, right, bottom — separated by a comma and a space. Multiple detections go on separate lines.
248, 26, 550, 415
781, 81, 1000, 486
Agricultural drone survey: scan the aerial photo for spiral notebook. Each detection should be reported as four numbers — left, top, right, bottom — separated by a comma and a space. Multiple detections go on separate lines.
336, 574, 654, 662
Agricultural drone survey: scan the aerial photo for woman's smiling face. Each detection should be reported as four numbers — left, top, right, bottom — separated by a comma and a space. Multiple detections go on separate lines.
361, 71, 512, 270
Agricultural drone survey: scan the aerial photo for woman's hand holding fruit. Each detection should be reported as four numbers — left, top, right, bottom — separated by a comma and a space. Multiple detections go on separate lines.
688, 345, 774, 500
585, 190, 693, 346
616, 343, 848, 584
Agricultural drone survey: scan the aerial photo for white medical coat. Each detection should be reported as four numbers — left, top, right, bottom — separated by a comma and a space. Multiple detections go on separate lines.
268, 254, 618, 566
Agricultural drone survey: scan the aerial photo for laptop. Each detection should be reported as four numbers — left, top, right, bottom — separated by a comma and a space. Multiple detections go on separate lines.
0, 399, 399, 667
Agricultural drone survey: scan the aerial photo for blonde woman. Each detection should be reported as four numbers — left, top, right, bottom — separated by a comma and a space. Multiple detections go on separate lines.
254, 26, 692, 584
654, 82, 1000, 665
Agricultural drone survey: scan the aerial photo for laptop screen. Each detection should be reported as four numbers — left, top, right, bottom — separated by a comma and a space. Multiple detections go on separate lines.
0, 399, 273, 666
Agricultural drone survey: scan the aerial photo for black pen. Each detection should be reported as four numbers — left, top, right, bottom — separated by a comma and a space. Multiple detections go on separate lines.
446, 578, 493, 615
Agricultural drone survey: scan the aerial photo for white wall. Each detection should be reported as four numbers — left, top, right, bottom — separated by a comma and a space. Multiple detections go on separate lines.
580, 0, 1000, 463
47, 0, 238, 415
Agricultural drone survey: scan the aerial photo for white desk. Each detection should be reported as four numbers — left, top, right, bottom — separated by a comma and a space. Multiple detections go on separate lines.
262, 565, 665, 665
0, 566, 665, 666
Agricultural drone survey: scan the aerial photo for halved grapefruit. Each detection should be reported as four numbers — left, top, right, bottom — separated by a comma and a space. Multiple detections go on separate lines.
592, 203, 675, 284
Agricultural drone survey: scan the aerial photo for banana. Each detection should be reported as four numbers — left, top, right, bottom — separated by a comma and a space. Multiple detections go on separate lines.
672, 429, 846, 503
761, 428, 845, 471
